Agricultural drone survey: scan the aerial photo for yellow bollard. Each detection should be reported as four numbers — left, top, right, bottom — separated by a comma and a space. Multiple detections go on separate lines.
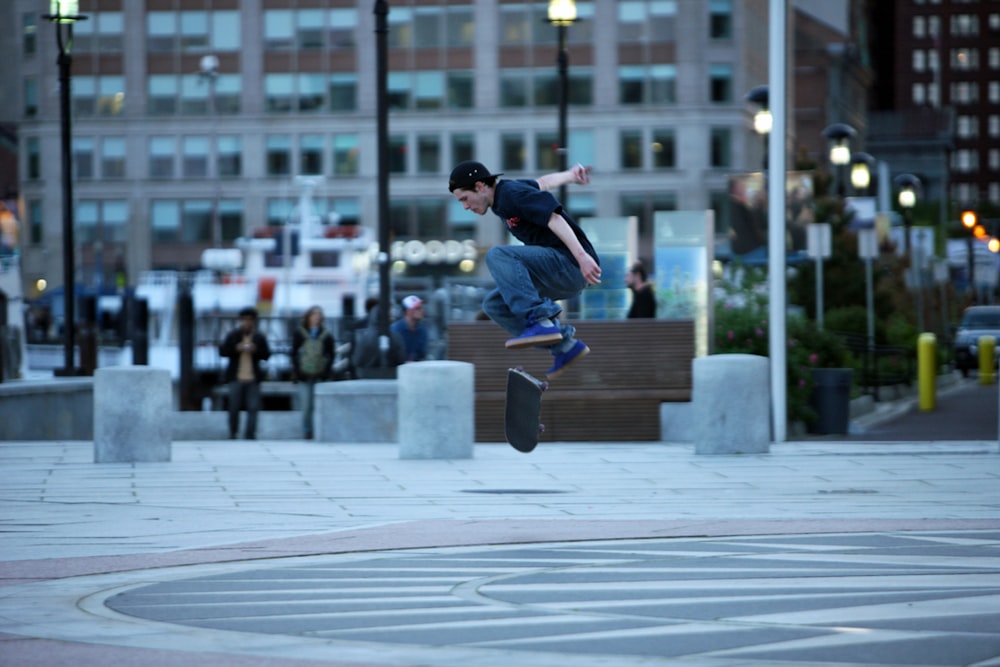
978, 334, 996, 385
918, 333, 936, 411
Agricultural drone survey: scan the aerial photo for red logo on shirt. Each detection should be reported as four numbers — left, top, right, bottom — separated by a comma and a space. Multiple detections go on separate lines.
505, 216, 520, 229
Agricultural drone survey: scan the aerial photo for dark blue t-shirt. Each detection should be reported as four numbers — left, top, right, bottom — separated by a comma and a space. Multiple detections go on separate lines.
491, 179, 599, 264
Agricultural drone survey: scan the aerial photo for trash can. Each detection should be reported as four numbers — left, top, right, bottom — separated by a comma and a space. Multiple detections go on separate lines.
809, 368, 854, 435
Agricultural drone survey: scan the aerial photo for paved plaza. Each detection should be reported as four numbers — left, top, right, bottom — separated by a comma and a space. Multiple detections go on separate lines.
1, 378, 999, 666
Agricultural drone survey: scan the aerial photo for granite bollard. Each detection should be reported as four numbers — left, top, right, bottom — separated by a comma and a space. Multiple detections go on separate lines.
315, 379, 397, 443
398, 361, 474, 459
94, 366, 172, 463
693, 354, 770, 454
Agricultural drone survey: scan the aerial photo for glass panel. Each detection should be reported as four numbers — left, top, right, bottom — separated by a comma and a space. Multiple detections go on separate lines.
151, 200, 180, 242
500, 72, 529, 107
212, 11, 241, 51
446, 7, 474, 47
147, 12, 176, 52
182, 136, 210, 177
103, 201, 128, 243
535, 131, 560, 171
414, 7, 442, 48
329, 9, 357, 48
219, 199, 244, 241
73, 137, 94, 180
265, 74, 295, 112
416, 199, 447, 238
217, 136, 242, 177
451, 133, 474, 166
181, 200, 212, 242
300, 135, 324, 175
652, 129, 675, 168
446, 71, 474, 108
389, 135, 407, 173
332, 134, 359, 175
264, 10, 294, 50
388, 72, 411, 109
417, 134, 440, 173
101, 137, 126, 179
618, 66, 644, 104
414, 71, 444, 109
266, 136, 292, 176
180, 11, 209, 52
501, 133, 525, 171
149, 136, 175, 178
297, 9, 325, 49
97, 76, 125, 116
621, 130, 643, 169
76, 201, 98, 244
329, 74, 357, 111
299, 73, 326, 111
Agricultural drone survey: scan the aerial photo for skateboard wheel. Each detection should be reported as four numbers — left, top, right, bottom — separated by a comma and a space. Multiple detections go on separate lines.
516, 366, 524, 372
540, 381, 549, 391
539, 424, 545, 433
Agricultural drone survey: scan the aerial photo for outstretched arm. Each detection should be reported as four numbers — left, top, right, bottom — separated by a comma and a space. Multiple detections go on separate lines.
536, 163, 592, 192
547, 214, 602, 286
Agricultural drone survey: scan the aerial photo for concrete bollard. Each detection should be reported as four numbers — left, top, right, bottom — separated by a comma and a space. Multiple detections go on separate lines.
693, 354, 770, 455
94, 366, 172, 463
398, 361, 474, 459
315, 379, 398, 443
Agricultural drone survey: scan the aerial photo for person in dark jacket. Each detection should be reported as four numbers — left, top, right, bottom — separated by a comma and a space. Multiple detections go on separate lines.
626, 261, 657, 318
291, 305, 335, 439
219, 307, 271, 439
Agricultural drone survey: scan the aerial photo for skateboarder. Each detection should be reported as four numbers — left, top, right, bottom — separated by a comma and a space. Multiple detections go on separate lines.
449, 161, 601, 379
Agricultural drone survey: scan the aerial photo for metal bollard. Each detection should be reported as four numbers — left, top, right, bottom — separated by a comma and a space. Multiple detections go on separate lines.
979, 335, 996, 385
917, 333, 936, 411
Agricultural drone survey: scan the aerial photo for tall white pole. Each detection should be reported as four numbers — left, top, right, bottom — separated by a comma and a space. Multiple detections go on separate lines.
768, 0, 787, 442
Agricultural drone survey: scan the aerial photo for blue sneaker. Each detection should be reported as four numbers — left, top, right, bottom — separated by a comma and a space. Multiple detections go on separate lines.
505, 321, 563, 349
546, 340, 589, 379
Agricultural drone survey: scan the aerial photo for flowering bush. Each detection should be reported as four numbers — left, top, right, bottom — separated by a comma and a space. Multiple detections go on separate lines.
714, 266, 851, 426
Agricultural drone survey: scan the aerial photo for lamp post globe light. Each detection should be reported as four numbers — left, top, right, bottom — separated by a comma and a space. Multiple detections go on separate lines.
44, 0, 88, 377
822, 123, 856, 197
895, 173, 921, 261
745, 85, 771, 169
548, 0, 576, 206
850, 151, 876, 195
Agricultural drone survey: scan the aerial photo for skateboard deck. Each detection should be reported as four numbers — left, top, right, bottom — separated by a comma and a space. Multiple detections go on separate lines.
505, 367, 547, 453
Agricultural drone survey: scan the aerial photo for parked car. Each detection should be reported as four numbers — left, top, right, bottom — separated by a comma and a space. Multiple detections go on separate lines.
953, 305, 1000, 376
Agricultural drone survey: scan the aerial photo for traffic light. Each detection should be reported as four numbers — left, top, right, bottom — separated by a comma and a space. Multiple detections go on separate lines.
961, 210, 978, 229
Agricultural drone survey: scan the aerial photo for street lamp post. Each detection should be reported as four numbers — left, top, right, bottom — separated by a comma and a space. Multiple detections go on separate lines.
745, 85, 771, 170
822, 123, 856, 198
374, 0, 392, 374
548, 0, 576, 207
198, 54, 220, 247
45, 1, 87, 377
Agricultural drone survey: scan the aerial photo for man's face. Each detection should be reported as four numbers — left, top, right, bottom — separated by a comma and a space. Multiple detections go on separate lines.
239, 315, 256, 333
452, 182, 491, 215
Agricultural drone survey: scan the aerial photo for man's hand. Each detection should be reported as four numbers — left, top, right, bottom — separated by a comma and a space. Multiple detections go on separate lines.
569, 163, 592, 185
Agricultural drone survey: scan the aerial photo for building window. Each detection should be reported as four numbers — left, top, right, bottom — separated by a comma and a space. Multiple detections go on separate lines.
621, 130, 643, 169
535, 131, 560, 171
182, 137, 210, 178
417, 134, 440, 174
181, 200, 213, 242
219, 199, 244, 241
217, 136, 242, 178
265, 74, 294, 112
151, 200, 179, 242
913, 15, 926, 38
101, 137, 126, 179
300, 135, 324, 175
332, 134, 359, 175
388, 71, 475, 111
149, 136, 175, 179
389, 135, 407, 173
621, 191, 678, 243
451, 133, 475, 166
709, 64, 732, 103
989, 115, 1000, 138
22, 13, 36, 57
951, 48, 979, 70
951, 81, 979, 104
329, 74, 357, 112
951, 14, 979, 36
26, 137, 40, 180
76, 200, 127, 244
73, 138, 94, 180
72, 76, 125, 117
957, 115, 979, 139
299, 74, 326, 112
28, 200, 42, 245
266, 136, 292, 176
24, 78, 37, 117
75, 11, 124, 53
264, 10, 294, 50
952, 149, 978, 173
618, 66, 675, 105
913, 49, 926, 72
148, 76, 177, 115
618, 1, 678, 43
652, 129, 676, 168
912, 82, 926, 105
710, 127, 732, 168
501, 134, 526, 172
709, 0, 732, 39
148, 11, 241, 53
990, 81, 1000, 104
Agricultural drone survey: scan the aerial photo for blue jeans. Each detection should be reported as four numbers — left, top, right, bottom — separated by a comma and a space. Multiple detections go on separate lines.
228, 381, 261, 438
483, 245, 587, 354
297, 380, 317, 437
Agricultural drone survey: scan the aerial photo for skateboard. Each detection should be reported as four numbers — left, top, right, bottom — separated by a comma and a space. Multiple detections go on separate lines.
505, 367, 548, 453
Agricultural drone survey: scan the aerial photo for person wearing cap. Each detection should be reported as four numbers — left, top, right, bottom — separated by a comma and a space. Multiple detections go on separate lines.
449, 160, 600, 379
391, 295, 429, 363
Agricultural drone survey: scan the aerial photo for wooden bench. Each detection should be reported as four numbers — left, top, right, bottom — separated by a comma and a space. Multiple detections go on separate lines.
447, 319, 694, 442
